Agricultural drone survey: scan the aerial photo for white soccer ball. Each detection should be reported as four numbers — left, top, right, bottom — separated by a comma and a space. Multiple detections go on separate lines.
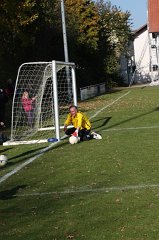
0, 155, 8, 167
69, 136, 79, 144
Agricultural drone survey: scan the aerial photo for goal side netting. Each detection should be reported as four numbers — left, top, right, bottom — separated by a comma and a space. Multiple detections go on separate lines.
4, 61, 77, 145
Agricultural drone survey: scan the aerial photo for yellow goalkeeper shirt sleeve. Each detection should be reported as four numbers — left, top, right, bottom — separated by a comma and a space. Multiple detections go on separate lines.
64, 111, 91, 130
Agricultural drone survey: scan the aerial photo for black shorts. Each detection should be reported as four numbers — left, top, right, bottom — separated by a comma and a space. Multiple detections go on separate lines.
65, 127, 92, 141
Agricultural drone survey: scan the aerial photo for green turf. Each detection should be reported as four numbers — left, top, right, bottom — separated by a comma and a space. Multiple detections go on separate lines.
1, 86, 159, 239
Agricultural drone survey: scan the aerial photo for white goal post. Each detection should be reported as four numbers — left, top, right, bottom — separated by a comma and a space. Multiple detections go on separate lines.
4, 60, 77, 145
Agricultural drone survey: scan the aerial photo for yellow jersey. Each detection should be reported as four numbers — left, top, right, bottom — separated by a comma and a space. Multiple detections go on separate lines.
64, 111, 91, 130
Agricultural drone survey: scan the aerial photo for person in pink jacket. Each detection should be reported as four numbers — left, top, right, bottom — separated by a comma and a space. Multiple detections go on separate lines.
22, 91, 36, 126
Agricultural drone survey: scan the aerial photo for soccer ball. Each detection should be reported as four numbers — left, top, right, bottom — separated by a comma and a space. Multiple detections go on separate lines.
0, 155, 8, 167
69, 136, 79, 144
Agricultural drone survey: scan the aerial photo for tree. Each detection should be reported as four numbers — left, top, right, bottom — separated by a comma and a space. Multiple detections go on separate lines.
0, 0, 39, 52
53, 0, 101, 87
0, 0, 59, 80
96, 0, 132, 84
0, 0, 133, 88
64, 0, 100, 50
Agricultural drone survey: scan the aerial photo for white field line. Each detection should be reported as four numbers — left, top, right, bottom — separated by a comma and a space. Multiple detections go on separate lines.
0, 142, 57, 184
89, 91, 130, 120
103, 126, 159, 132
0, 135, 67, 184
14, 183, 159, 197
0, 91, 130, 184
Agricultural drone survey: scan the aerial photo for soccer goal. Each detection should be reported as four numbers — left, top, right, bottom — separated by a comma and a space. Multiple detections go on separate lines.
4, 61, 77, 145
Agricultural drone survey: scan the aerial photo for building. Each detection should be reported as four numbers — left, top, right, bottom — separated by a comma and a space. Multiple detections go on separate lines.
120, 0, 159, 86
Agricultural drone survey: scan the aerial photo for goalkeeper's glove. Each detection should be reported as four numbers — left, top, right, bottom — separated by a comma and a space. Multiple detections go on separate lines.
72, 129, 78, 137
64, 125, 67, 132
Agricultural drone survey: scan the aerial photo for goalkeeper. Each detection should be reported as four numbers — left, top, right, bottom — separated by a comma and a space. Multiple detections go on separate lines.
64, 105, 101, 141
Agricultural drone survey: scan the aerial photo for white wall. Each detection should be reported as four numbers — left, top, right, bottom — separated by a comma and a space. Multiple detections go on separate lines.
120, 26, 159, 85
133, 29, 151, 83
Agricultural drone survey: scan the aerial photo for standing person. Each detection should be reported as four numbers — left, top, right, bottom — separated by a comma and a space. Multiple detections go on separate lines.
21, 91, 36, 126
4, 78, 15, 100
0, 88, 8, 124
64, 105, 102, 141
0, 121, 7, 144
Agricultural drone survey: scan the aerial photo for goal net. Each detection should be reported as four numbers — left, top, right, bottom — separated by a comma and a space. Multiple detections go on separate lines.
5, 61, 77, 145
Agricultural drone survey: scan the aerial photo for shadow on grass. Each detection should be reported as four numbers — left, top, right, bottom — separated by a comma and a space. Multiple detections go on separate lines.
106, 108, 158, 130
6, 146, 48, 166
91, 117, 111, 132
9, 147, 46, 161
0, 185, 27, 200
0, 147, 12, 154
5, 141, 71, 166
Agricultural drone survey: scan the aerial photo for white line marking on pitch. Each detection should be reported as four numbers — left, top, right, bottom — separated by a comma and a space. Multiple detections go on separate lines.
0, 142, 58, 184
0, 91, 130, 184
14, 183, 159, 197
103, 125, 159, 132
89, 91, 130, 120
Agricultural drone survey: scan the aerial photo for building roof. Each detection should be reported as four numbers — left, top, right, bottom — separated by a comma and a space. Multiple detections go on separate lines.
133, 24, 147, 37
148, 0, 159, 33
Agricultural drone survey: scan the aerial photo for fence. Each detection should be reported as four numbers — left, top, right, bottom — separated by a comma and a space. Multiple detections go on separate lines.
80, 83, 106, 101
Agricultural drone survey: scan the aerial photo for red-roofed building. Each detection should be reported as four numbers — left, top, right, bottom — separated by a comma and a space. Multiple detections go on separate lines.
120, 0, 159, 85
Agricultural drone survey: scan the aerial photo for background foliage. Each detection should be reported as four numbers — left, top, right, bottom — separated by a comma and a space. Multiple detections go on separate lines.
0, 0, 132, 89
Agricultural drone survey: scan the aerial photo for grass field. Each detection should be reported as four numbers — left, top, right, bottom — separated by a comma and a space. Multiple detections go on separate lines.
1, 86, 159, 239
